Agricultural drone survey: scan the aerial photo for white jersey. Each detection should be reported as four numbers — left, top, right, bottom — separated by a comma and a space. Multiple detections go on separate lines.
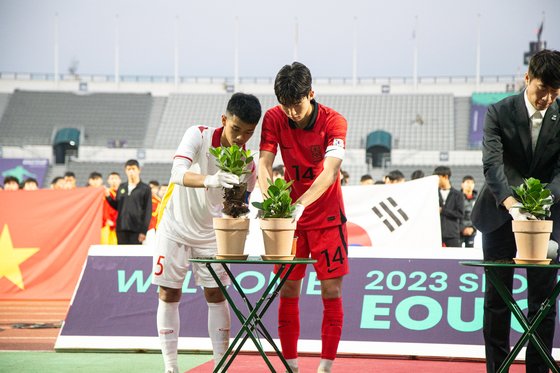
157, 125, 256, 248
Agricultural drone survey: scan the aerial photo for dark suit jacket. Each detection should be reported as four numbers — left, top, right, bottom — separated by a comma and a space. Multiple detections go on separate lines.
471, 92, 560, 237
439, 187, 464, 239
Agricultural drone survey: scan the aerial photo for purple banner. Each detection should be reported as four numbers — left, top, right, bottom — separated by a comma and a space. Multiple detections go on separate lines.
0, 158, 49, 187
469, 104, 486, 148
61, 255, 560, 347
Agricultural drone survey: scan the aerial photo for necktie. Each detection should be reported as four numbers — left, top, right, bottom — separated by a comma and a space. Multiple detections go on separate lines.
531, 111, 543, 151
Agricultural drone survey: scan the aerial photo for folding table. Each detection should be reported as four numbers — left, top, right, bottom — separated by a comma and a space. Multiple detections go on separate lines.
189, 256, 316, 373
461, 260, 560, 373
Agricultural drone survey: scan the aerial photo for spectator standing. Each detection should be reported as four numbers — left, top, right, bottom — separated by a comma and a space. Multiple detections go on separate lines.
258, 62, 348, 373
87, 172, 104, 188
359, 174, 374, 185
471, 49, 560, 372
106, 160, 152, 244
102, 172, 121, 245
410, 169, 425, 180
3, 176, 20, 191
272, 164, 285, 181
63, 171, 77, 189
460, 175, 478, 247
51, 176, 65, 190
341, 170, 349, 185
384, 169, 405, 184
23, 178, 39, 190
433, 166, 464, 247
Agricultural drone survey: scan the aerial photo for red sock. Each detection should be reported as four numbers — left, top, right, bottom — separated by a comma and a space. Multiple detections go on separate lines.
278, 297, 299, 359
321, 297, 343, 360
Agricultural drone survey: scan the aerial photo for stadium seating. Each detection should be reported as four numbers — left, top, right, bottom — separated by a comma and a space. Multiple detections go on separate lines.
0, 91, 152, 147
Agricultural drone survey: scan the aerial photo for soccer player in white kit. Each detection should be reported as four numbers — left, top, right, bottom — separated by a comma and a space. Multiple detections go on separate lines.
152, 93, 262, 373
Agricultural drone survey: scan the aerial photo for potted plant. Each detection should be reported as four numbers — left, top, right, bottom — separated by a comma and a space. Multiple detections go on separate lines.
209, 145, 254, 258
511, 177, 554, 263
252, 178, 297, 259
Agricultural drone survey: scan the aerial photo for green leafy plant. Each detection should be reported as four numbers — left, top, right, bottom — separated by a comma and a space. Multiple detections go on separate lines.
512, 177, 554, 220
209, 145, 254, 217
252, 178, 296, 218
209, 145, 253, 177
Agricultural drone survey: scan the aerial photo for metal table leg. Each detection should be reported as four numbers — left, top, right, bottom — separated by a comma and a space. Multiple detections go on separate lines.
206, 262, 297, 373
485, 268, 560, 373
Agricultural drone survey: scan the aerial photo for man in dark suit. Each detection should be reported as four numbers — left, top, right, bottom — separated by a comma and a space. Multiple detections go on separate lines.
433, 166, 464, 247
471, 49, 560, 372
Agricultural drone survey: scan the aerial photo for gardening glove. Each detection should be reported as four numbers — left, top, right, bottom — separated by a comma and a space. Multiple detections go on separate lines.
203, 170, 239, 189
292, 203, 305, 223
508, 203, 536, 221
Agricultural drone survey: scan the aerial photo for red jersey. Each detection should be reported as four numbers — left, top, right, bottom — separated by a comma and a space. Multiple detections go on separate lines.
148, 193, 161, 231
103, 189, 118, 230
260, 100, 347, 229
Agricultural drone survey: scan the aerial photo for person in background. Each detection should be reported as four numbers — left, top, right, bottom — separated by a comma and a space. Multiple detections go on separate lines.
471, 49, 560, 372
50, 176, 65, 190
272, 164, 285, 181
359, 174, 374, 185
23, 178, 39, 190
105, 159, 152, 245
63, 171, 77, 189
258, 62, 348, 373
460, 175, 478, 248
410, 169, 425, 180
3, 176, 20, 191
87, 172, 104, 188
384, 169, 405, 184
158, 183, 168, 199
433, 166, 464, 247
340, 170, 350, 185
148, 180, 162, 232
149, 180, 160, 195
101, 172, 121, 245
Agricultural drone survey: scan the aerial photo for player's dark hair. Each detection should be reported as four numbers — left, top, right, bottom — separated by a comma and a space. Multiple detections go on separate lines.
528, 49, 560, 89
433, 166, 452, 177
226, 92, 262, 125
64, 171, 76, 178
274, 62, 312, 106
125, 159, 140, 168
462, 175, 474, 182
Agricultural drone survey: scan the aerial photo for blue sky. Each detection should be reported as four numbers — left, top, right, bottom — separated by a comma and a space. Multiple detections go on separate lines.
1, 0, 558, 78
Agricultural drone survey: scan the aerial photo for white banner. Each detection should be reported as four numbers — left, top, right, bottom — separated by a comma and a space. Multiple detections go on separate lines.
245, 175, 441, 255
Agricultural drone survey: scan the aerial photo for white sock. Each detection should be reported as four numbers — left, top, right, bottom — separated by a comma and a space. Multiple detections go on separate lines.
287, 358, 299, 371
207, 300, 230, 367
318, 358, 333, 373
157, 299, 180, 373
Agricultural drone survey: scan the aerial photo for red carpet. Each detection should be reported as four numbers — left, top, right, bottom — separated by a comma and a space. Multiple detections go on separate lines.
186, 354, 526, 372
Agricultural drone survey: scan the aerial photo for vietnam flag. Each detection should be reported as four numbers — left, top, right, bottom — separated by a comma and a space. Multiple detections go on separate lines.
0, 188, 103, 299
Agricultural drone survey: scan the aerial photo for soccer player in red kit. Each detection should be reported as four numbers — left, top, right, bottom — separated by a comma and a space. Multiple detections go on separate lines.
258, 62, 348, 373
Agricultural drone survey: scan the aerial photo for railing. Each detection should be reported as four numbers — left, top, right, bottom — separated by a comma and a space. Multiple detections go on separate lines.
0, 72, 520, 85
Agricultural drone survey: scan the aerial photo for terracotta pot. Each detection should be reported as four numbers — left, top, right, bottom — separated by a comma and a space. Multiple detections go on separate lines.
260, 218, 296, 256
512, 220, 553, 259
213, 217, 250, 255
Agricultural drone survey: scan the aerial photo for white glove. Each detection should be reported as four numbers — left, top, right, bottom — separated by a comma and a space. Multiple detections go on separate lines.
203, 171, 239, 189
292, 203, 305, 222
509, 203, 536, 221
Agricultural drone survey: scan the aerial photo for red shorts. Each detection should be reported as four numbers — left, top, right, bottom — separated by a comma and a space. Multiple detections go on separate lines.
275, 224, 349, 281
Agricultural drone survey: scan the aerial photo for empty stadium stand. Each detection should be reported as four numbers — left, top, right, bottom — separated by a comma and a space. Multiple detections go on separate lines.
0, 90, 153, 147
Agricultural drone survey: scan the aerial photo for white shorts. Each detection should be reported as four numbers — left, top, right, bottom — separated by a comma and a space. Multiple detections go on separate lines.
152, 232, 230, 289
